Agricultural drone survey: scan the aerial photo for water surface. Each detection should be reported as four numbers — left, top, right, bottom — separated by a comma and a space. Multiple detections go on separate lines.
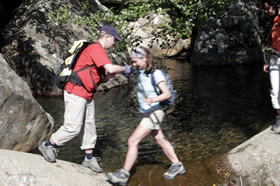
34, 60, 273, 179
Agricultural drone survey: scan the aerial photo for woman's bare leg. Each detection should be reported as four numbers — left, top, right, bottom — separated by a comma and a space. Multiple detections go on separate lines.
151, 128, 179, 163
123, 125, 152, 172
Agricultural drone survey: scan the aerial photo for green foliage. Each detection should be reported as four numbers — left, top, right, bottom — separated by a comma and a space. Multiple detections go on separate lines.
47, 4, 72, 24
47, 0, 227, 54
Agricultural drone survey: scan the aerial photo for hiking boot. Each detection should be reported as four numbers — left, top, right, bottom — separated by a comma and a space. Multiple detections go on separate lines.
81, 157, 103, 173
272, 116, 280, 132
106, 168, 130, 185
38, 141, 59, 163
163, 162, 186, 179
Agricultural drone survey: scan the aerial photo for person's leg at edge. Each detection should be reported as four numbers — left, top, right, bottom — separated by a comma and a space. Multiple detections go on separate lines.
269, 56, 280, 131
272, 108, 280, 131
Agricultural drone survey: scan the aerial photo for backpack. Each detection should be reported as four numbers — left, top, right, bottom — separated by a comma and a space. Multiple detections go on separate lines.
151, 69, 177, 106
55, 40, 98, 89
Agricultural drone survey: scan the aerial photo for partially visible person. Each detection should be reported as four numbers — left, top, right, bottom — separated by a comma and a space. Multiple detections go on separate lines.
38, 25, 132, 173
106, 46, 185, 185
263, 0, 280, 132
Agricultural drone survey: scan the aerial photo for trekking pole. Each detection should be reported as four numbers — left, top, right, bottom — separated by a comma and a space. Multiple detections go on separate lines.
138, 74, 173, 144
137, 74, 166, 131
137, 76, 153, 110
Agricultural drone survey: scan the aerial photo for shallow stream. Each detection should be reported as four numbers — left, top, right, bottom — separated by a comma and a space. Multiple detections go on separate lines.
33, 59, 273, 184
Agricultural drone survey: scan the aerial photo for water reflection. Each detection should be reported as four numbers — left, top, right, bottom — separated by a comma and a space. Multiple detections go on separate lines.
34, 60, 273, 171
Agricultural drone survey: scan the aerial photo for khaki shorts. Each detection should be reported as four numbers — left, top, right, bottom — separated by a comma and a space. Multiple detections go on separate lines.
140, 109, 165, 130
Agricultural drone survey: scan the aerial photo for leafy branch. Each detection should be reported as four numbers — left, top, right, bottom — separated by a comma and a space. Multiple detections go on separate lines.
47, 0, 227, 54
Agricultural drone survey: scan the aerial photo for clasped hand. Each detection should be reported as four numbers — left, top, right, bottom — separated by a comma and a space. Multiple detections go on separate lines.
124, 65, 132, 74
144, 97, 154, 105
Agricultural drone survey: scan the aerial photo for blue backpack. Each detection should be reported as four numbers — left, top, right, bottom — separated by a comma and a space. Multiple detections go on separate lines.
151, 69, 177, 106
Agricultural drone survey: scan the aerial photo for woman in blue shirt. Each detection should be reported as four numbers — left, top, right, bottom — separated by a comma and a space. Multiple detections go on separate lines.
106, 46, 185, 185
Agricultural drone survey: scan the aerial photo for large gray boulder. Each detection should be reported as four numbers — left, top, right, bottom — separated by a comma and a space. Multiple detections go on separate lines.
0, 149, 110, 186
127, 14, 191, 57
227, 127, 280, 184
0, 54, 54, 151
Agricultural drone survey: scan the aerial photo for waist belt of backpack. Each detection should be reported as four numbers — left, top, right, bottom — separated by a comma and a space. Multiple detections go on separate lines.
69, 64, 97, 88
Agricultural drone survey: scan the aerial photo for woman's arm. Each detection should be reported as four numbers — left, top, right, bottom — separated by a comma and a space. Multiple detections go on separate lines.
144, 81, 171, 105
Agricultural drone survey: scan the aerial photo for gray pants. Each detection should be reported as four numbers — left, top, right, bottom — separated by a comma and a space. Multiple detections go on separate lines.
51, 90, 96, 150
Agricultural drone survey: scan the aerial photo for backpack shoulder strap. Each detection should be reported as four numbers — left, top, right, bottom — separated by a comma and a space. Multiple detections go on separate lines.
151, 69, 161, 95
71, 41, 100, 88
70, 41, 101, 69
69, 40, 87, 54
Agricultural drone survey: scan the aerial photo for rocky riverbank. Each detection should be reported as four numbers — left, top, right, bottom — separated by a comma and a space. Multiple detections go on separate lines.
226, 126, 280, 185
1, 126, 280, 185
0, 149, 111, 186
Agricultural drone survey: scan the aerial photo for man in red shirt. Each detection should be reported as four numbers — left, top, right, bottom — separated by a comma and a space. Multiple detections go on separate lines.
38, 25, 131, 173
263, 0, 280, 132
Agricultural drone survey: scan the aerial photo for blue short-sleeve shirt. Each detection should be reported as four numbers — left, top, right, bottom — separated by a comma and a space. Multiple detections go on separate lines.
137, 69, 165, 113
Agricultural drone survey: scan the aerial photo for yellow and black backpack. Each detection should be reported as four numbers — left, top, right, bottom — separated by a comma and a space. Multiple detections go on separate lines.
55, 40, 98, 89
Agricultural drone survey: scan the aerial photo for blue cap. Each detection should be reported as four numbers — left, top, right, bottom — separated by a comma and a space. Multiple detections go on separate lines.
100, 25, 123, 41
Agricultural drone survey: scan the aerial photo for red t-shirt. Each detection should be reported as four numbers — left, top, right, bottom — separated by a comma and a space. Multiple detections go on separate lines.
64, 41, 112, 100
269, 15, 280, 52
